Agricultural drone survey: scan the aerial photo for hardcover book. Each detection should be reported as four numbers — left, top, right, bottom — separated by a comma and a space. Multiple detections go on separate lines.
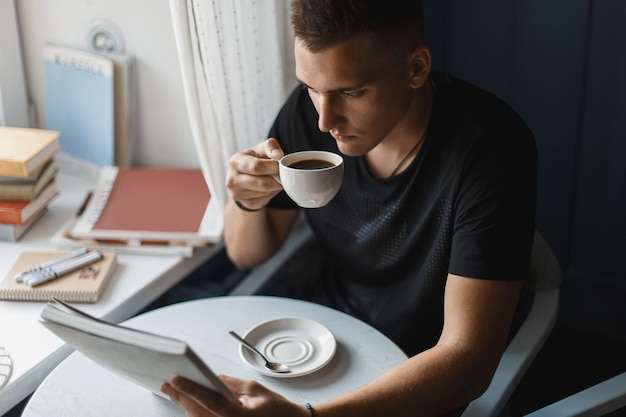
0, 250, 117, 303
0, 126, 60, 178
0, 208, 47, 242
0, 160, 57, 200
70, 167, 221, 244
0, 180, 58, 225
100, 51, 135, 167
40, 298, 234, 400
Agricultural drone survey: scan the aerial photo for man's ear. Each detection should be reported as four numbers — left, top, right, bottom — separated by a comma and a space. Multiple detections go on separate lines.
409, 45, 432, 88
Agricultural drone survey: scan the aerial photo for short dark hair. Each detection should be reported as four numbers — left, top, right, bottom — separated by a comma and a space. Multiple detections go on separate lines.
290, 0, 424, 53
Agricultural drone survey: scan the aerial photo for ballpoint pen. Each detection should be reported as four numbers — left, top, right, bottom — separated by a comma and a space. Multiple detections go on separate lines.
23, 250, 104, 287
13, 247, 89, 282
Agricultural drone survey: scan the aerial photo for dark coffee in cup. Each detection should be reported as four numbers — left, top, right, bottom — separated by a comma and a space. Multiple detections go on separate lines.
287, 159, 335, 170
277, 150, 344, 208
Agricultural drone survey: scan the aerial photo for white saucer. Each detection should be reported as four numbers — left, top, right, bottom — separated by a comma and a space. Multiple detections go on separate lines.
239, 317, 336, 378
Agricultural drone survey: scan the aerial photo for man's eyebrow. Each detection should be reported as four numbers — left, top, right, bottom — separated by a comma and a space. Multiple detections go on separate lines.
297, 79, 365, 93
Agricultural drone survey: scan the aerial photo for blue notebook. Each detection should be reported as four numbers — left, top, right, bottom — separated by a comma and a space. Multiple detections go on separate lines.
44, 45, 115, 166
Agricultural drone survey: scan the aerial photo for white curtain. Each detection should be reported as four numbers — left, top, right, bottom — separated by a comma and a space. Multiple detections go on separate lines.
169, 0, 296, 225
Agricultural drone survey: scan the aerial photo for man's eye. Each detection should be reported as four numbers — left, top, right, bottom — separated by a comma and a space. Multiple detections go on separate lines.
342, 90, 363, 98
300, 83, 315, 92
300, 83, 319, 95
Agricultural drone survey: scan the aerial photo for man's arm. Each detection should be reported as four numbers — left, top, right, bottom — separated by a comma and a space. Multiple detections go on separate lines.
308, 274, 524, 416
223, 138, 301, 269
224, 202, 300, 269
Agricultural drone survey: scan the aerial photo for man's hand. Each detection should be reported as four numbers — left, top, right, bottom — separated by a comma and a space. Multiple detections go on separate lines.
161, 375, 309, 417
223, 138, 300, 269
226, 138, 285, 211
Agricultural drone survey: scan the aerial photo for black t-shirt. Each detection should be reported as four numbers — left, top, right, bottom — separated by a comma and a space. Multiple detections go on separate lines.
267, 72, 537, 356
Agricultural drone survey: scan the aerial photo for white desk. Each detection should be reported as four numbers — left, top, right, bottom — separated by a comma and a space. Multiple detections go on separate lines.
23, 296, 408, 416
0, 172, 219, 415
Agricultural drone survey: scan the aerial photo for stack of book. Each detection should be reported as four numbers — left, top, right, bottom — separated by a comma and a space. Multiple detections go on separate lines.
0, 126, 61, 242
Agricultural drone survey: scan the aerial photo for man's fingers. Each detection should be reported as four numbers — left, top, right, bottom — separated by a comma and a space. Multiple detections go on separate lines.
230, 152, 279, 177
226, 139, 284, 208
246, 138, 283, 160
264, 138, 284, 160
227, 171, 282, 196
161, 383, 218, 417
163, 377, 239, 417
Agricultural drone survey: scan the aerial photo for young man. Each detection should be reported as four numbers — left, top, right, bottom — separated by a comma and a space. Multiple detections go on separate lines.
162, 1, 537, 416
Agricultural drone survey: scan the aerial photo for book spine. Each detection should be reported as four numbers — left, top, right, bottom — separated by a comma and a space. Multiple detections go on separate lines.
0, 162, 29, 178
0, 183, 36, 200
0, 209, 22, 224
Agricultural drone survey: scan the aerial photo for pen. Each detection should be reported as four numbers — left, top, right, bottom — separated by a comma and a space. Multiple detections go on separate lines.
24, 250, 103, 287
76, 191, 93, 217
14, 247, 89, 282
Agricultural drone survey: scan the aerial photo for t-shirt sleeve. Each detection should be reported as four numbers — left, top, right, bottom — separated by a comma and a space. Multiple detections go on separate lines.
449, 121, 537, 282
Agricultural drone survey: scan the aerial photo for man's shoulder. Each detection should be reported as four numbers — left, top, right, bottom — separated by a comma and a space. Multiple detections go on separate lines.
431, 72, 533, 138
431, 72, 524, 121
431, 71, 497, 98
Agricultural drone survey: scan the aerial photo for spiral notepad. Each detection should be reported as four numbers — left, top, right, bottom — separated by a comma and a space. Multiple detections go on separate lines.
0, 251, 117, 303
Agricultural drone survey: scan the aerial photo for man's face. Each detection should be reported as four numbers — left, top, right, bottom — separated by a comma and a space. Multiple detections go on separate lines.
295, 35, 415, 157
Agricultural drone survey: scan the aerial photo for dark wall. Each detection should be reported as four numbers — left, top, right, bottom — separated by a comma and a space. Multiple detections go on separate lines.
423, 0, 626, 341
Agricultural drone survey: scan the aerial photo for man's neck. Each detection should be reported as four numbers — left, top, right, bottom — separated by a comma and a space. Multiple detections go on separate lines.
365, 79, 434, 178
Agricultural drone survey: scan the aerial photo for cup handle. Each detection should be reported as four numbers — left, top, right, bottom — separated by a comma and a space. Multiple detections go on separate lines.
272, 174, 281, 185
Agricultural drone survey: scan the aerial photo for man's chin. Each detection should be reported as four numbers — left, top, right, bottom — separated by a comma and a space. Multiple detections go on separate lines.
335, 142, 367, 157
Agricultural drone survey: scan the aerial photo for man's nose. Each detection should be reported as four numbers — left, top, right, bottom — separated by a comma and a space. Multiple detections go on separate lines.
317, 95, 339, 133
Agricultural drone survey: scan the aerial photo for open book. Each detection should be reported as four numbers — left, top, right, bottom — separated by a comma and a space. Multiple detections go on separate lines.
40, 299, 234, 401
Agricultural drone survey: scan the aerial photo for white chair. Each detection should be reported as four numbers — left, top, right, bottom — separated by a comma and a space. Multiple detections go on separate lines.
461, 231, 562, 417
523, 372, 626, 417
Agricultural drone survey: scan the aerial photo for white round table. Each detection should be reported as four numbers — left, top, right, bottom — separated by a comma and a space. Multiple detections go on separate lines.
23, 296, 408, 416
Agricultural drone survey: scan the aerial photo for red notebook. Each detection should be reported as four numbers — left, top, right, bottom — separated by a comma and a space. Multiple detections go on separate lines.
70, 167, 221, 245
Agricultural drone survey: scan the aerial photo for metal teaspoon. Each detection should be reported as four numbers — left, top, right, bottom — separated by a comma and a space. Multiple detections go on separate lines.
228, 331, 290, 373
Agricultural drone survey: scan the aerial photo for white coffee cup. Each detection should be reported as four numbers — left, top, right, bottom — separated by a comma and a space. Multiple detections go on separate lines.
275, 150, 344, 208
